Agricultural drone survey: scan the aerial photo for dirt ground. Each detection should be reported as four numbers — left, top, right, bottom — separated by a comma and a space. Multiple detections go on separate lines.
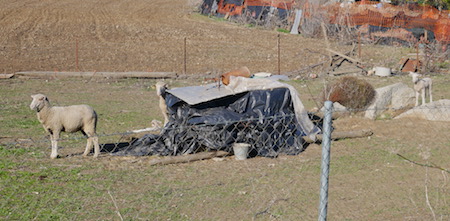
1, 1, 449, 220
0, 0, 410, 76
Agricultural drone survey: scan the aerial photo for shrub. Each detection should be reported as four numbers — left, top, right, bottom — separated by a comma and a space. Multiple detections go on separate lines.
320, 76, 376, 111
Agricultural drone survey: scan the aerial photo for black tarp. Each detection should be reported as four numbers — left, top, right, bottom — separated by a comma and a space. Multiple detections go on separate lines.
200, 0, 218, 14
113, 87, 311, 158
246, 6, 289, 22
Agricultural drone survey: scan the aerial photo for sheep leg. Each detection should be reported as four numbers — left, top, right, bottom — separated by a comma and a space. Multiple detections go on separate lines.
163, 112, 169, 126
159, 96, 169, 126
93, 136, 100, 158
415, 91, 420, 106
83, 132, 100, 158
83, 137, 93, 157
421, 88, 426, 105
50, 133, 59, 159
428, 84, 432, 103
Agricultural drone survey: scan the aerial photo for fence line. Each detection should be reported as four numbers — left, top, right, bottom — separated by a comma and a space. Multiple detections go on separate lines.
3, 104, 449, 152
0, 35, 286, 75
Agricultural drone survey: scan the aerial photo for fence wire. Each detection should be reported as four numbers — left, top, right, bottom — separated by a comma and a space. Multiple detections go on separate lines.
4, 112, 317, 158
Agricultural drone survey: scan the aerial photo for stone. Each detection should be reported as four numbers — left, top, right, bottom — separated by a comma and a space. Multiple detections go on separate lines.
394, 99, 450, 121
364, 83, 415, 119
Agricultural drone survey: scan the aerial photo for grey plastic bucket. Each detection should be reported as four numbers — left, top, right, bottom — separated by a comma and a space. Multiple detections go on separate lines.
233, 143, 250, 160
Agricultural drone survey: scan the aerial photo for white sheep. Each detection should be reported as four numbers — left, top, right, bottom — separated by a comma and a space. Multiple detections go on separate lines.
30, 94, 100, 159
409, 72, 433, 106
155, 81, 169, 126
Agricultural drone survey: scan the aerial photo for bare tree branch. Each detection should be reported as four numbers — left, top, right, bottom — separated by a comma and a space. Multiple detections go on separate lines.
397, 153, 450, 174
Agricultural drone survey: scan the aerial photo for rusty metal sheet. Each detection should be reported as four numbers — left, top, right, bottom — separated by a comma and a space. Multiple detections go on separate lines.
400, 58, 421, 72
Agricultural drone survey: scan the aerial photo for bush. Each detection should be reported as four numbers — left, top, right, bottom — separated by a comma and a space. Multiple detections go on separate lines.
320, 76, 376, 111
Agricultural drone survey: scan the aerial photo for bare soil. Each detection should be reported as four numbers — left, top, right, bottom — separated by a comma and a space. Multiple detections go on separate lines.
0, 0, 407, 75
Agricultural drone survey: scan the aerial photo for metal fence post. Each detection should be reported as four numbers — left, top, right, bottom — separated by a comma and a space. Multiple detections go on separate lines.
318, 100, 333, 221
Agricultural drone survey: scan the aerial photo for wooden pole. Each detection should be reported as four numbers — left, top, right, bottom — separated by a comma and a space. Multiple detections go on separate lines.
325, 48, 362, 64
183, 37, 187, 75
302, 129, 373, 144
14, 71, 177, 79
358, 31, 361, 59
75, 39, 79, 71
321, 22, 332, 73
277, 34, 281, 75
416, 43, 419, 71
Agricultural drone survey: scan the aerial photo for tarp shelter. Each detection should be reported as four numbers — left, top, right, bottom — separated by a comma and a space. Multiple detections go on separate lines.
114, 76, 321, 157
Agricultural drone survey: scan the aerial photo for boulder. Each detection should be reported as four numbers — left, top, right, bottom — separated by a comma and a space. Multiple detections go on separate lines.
394, 100, 450, 121
319, 102, 350, 119
365, 83, 415, 119
320, 102, 347, 113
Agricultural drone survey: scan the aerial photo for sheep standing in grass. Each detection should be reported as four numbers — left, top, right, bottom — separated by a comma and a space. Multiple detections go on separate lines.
155, 82, 169, 126
30, 94, 100, 159
409, 72, 432, 106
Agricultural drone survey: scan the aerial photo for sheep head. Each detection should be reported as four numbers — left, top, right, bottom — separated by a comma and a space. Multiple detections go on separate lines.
30, 94, 49, 112
155, 82, 168, 97
409, 72, 421, 84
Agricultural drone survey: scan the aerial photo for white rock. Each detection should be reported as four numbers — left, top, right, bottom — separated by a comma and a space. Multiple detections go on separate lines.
394, 99, 450, 121
365, 83, 415, 119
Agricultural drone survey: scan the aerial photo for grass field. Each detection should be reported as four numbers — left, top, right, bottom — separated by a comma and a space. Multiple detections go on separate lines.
1, 74, 449, 220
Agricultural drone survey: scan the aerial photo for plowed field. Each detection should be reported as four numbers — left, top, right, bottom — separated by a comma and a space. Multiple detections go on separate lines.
0, 0, 405, 75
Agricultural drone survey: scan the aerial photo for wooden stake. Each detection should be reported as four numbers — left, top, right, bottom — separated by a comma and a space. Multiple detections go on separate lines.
277, 34, 281, 75
183, 37, 187, 75
321, 22, 332, 73
75, 39, 79, 71
358, 31, 361, 59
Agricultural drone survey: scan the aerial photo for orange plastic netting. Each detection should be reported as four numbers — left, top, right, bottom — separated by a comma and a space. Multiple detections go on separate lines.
324, 2, 450, 44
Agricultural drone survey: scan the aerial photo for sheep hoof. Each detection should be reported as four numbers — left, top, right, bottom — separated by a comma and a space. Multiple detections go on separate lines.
50, 155, 59, 159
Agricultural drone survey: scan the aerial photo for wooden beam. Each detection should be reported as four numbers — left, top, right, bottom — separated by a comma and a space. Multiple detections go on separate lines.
303, 129, 373, 143
0, 74, 14, 79
326, 48, 362, 64
14, 71, 178, 79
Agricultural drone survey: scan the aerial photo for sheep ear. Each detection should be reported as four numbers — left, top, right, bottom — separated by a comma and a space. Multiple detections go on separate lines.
39, 96, 45, 101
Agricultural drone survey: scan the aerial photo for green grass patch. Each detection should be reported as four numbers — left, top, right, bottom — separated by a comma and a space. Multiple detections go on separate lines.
277, 28, 290, 33
0, 161, 98, 220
